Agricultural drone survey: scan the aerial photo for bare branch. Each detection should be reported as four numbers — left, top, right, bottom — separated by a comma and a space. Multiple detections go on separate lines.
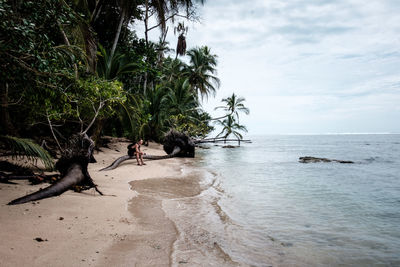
82, 101, 104, 135
146, 12, 189, 33
57, 21, 78, 79
76, 105, 84, 133
46, 110, 63, 152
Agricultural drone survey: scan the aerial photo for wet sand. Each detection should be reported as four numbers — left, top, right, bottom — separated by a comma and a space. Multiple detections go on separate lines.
0, 139, 246, 266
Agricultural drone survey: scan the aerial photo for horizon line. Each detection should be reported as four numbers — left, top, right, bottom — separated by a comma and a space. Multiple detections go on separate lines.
245, 132, 399, 136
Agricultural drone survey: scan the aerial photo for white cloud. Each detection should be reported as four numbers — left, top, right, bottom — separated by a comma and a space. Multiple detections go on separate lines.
138, 0, 400, 134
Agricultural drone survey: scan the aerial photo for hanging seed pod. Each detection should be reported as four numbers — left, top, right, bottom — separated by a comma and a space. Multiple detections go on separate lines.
176, 34, 187, 56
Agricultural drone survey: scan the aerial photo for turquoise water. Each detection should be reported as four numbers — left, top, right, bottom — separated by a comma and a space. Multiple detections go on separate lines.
195, 134, 400, 266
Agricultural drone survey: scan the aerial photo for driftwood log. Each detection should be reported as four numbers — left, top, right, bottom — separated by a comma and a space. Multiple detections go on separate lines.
8, 133, 102, 205
100, 130, 194, 171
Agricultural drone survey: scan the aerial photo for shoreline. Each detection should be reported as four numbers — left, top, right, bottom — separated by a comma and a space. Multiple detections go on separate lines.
0, 139, 244, 266
0, 140, 187, 266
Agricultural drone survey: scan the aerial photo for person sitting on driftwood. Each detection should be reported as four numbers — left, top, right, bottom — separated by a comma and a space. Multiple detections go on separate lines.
127, 139, 146, 166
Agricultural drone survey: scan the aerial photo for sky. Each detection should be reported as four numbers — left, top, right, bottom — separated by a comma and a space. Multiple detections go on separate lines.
138, 0, 400, 135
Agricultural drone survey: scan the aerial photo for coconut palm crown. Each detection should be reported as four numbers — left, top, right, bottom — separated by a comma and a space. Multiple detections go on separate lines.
215, 115, 248, 144
215, 93, 250, 122
185, 46, 220, 100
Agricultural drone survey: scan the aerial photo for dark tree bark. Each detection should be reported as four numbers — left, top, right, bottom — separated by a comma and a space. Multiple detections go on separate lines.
8, 134, 102, 205
8, 163, 85, 205
100, 146, 181, 171
91, 118, 106, 148
0, 83, 18, 136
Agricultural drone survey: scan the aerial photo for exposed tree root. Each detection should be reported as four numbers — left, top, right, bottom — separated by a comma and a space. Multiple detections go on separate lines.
8, 163, 85, 205
7, 133, 102, 205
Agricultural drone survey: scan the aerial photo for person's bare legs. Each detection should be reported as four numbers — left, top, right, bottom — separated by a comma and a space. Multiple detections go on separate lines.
139, 152, 146, 165
135, 153, 141, 165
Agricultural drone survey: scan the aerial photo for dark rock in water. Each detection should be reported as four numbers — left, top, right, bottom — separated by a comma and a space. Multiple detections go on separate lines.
299, 156, 354, 164
222, 145, 236, 148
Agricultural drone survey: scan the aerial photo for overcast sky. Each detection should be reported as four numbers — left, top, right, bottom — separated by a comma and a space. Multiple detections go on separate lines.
139, 0, 400, 134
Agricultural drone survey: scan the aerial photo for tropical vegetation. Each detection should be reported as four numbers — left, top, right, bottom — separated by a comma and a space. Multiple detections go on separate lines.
0, 0, 249, 164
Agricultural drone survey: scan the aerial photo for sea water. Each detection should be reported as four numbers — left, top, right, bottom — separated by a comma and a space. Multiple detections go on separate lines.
186, 134, 400, 266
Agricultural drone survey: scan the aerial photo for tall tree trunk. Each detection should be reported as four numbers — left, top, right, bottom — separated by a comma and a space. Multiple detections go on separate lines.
82, 24, 98, 74
58, 22, 79, 79
0, 83, 18, 136
91, 118, 106, 148
144, 0, 149, 46
110, 7, 126, 60
91, 0, 105, 23
143, 0, 149, 95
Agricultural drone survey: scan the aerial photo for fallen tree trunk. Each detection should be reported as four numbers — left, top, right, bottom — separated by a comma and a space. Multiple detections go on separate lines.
194, 138, 252, 144
100, 146, 181, 171
100, 130, 195, 171
8, 134, 102, 205
8, 163, 85, 205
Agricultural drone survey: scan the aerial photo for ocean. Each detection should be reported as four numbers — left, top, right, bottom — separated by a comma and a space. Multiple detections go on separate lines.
167, 134, 400, 266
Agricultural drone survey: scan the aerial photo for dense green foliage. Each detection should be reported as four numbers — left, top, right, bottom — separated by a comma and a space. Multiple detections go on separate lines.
0, 0, 248, 156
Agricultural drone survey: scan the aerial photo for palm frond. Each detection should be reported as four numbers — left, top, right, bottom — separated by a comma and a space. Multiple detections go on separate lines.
0, 135, 54, 170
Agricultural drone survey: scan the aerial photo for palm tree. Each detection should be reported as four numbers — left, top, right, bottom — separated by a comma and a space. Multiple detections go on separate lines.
97, 44, 138, 80
144, 0, 205, 43
140, 85, 170, 141
215, 93, 249, 122
215, 115, 248, 146
185, 46, 220, 100
165, 78, 199, 116
161, 57, 187, 83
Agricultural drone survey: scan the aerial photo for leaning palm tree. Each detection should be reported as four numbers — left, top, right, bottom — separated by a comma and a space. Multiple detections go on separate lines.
215, 115, 248, 146
185, 46, 220, 100
215, 93, 250, 122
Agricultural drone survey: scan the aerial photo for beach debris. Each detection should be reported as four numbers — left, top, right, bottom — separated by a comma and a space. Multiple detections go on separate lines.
34, 237, 48, 242
151, 244, 161, 250
59, 217, 64, 220
299, 157, 354, 164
